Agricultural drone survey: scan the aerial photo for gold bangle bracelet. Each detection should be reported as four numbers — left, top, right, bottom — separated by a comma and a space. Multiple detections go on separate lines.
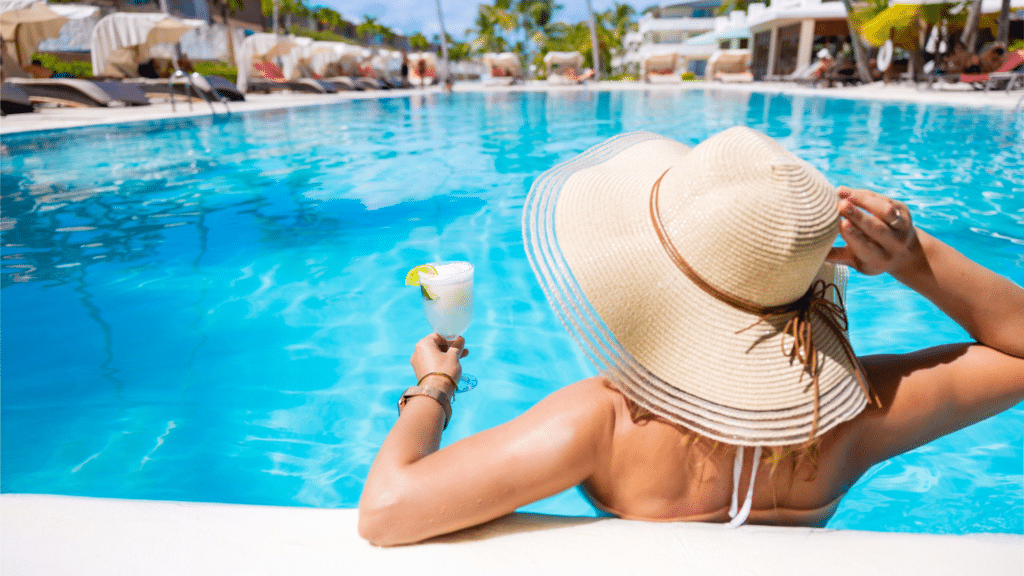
417, 371, 458, 392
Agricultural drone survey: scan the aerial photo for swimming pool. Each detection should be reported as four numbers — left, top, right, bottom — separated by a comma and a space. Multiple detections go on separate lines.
2, 90, 1021, 534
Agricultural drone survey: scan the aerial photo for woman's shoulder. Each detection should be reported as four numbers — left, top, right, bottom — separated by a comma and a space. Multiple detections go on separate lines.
541, 376, 622, 422
847, 343, 1024, 469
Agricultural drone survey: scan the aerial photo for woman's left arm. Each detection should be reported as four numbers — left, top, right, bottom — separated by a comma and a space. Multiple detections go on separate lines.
358, 334, 615, 546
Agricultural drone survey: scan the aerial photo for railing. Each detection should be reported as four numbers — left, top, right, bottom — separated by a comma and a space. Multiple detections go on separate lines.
168, 70, 229, 115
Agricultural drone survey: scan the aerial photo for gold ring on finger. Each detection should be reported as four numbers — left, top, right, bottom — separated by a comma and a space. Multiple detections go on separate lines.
888, 207, 902, 228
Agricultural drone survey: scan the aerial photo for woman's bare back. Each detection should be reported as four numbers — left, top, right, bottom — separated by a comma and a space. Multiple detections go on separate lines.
579, 342, 1024, 528
574, 377, 855, 527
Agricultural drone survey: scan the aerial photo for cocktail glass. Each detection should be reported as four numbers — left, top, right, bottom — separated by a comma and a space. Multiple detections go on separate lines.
420, 261, 477, 392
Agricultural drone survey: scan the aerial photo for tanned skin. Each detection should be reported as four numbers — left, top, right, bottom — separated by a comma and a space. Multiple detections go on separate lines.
358, 187, 1024, 546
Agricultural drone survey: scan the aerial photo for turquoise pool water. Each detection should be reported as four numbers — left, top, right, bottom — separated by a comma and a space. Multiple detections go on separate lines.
2, 90, 1022, 534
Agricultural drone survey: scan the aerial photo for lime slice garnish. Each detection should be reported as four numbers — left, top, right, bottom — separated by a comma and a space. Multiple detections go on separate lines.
404, 264, 438, 287
420, 284, 438, 301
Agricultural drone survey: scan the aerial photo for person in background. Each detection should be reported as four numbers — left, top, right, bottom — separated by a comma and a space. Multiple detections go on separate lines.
137, 58, 160, 79
24, 58, 53, 79
978, 42, 1006, 74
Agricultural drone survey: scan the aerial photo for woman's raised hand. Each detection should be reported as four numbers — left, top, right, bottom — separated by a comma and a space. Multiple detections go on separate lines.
826, 186, 920, 277
410, 333, 468, 393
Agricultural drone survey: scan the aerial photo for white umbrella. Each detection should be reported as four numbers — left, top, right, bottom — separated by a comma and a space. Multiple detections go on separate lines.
235, 32, 298, 91
1, 1, 67, 67
90, 13, 203, 77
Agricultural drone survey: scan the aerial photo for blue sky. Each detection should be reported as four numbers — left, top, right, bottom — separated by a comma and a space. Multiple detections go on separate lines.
315, 0, 647, 41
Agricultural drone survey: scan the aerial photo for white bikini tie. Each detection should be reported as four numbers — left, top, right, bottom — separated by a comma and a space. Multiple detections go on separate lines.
727, 445, 762, 528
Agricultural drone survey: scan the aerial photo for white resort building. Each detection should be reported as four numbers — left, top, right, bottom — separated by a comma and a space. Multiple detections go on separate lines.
614, 0, 752, 78
615, 0, 910, 81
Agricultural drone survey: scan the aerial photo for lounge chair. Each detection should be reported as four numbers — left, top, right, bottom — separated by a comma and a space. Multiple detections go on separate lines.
248, 61, 336, 94
763, 61, 816, 82
295, 61, 354, 92
930, 45, 1021, 90
706, 50, 752, 83
123, 73, 245, 103
6, 77, 150, 107
968, 49, 1024, 92
1, 82, 34, 114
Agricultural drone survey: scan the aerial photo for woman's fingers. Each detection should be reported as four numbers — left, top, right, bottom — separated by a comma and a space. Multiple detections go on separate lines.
838, 218, 891, 275
825, 246, 855, 268
839, 187, 912, 236
833, 186, 918, 277
445, 337, 465, 358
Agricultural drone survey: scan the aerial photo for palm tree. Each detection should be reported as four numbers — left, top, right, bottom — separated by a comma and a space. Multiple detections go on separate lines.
209, 0, 244, 68
602, 2, 635, 58
469, 3, 516, 54
409, 32, 430, 50
357, 15, 394, 45
996, 0, 1010, 45
839, 0, 874, 83
516, 0, 562, 68
960, 0, 983, 51
448, 40, 472, 62
539, 19, 612, 74
313, 6, 342, 34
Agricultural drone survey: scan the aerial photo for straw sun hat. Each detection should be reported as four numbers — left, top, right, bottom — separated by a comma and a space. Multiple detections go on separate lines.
523, 127, 872, 447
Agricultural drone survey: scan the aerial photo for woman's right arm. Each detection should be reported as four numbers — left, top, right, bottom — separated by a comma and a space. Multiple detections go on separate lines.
828, 186, 1024, 465
830, 186, 1024, 358
892, 229, 1024, 358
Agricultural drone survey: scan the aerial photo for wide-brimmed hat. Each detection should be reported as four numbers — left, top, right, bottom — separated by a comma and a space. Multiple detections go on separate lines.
523, 127, 871, 446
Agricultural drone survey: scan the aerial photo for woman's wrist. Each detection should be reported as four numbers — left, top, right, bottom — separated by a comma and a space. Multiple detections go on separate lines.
417, 372, 459, 396
888, 228, 931, 288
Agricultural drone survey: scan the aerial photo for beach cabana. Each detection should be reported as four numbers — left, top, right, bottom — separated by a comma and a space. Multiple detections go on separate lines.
706, 49, 753, 82
1, 3, 150, 108
295, 41, 356, 90
407, 51, 437, 85
235, 32, 298, 92
91, 12, 204, 78
544, 51, 584, 84
642, 52, 680, 83
368, 51, 405, 88
1, 0, 97, 68
482, 52, 522, 85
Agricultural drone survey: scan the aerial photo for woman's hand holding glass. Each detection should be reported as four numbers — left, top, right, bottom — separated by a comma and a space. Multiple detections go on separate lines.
410, 334, 468, 397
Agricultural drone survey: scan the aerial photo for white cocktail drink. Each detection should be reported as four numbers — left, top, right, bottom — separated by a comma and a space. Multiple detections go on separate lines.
420, 262, 474, 340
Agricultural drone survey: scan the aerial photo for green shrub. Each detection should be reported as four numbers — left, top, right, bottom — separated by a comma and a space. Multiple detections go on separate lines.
32, 53, 92, 78
606, 73, 637, 81
287, 24, 351, 43
193, 61, 238, 84
680, 72, 696, 81
1009, 39, 1024, 52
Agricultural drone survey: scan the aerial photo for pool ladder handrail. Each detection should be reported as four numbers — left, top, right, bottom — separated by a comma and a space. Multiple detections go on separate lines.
168, 69, 230, 116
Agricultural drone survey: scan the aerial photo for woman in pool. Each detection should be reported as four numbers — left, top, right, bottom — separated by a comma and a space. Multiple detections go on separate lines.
358, 127, 1024, 546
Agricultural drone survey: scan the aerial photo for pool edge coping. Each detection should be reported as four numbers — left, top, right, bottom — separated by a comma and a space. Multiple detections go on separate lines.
3, 493, 1021, 576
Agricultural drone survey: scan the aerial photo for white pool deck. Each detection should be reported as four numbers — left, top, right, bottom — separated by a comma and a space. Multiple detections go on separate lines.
3, 81, 1023, 574
1, 79, 1022, 135
2, 494, 1022, 576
